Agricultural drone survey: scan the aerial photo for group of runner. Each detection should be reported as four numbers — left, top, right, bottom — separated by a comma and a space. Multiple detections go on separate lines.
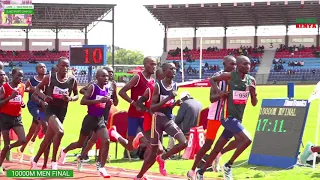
0, 54, 258, 180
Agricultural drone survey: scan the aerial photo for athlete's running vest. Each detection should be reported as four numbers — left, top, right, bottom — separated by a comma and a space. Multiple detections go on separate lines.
88, 83, 108, 117
156, 80, 178, 120
46, 73, 75, 107
1, 82, 25, 116
207, 71, 227, 121
226, 71, 254, 120
28, 76, 42, 106
128, 72, 155, 118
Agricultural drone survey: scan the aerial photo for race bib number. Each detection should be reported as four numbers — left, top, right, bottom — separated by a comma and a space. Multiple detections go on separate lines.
52, 86, 69, 99
95, 95, 106, 108
9, 95, 22, 104
160, 95, 174, 106
233, 90, 249, 104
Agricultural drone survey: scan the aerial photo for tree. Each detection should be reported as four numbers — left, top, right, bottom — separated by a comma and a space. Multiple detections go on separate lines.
107, 48, 144, 65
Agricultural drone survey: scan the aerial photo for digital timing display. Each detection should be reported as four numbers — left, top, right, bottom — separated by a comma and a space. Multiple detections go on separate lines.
69, 45, 107, 66
250, 99, 309, 158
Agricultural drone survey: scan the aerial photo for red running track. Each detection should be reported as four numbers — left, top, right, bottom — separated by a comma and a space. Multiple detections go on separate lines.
0, 153, 190, 180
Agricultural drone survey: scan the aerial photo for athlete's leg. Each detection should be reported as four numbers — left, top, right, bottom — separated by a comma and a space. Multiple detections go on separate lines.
19, 120, 38, 153
80, 133, 97, 160
30, 123, 41, 143
95, 124, 111, 178
33, 126, 55, 163
136, 115, 162, 179
49, 115, 65, 163
38, 115, 50, 169
0, 130, 10, 168
190, 120, 221, 171
220, 139, 237, 154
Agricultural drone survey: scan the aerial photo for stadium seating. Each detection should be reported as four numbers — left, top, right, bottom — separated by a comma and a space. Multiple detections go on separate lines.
274, 47, 320, 58
166, 48, 263, 60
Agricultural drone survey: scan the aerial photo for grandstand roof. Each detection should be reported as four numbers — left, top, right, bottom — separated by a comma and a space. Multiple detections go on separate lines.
145, 1, 320, 28
5, 3, 116, 29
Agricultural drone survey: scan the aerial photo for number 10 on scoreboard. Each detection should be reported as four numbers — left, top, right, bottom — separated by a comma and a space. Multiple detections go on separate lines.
69, 45, 107, 66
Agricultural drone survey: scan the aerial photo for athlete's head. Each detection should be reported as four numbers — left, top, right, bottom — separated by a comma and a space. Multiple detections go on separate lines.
57, 57, 70, 75
103, 66, 114, 81
11, 68, 24, 85
143, 56, 157, 75
51, 64, 58, 74
36, 63, 47, 75
156, 68, 164, 81
236, 55, 251, 74
223, 56, 236, 72
0, 70, 6, 84
0, 61, 4, 70
96, 68, 109, 86
162, 62, 176, 79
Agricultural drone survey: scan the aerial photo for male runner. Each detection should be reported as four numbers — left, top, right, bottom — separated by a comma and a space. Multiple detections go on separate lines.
59, 69, 112, 178
196, 55, 258, 180
0, 68, 26, 174
187, 56, 236, 179
116, 57, 157, 154
18, 63, 46, 161
31, 57, 78, 170
135, 63, 187, 179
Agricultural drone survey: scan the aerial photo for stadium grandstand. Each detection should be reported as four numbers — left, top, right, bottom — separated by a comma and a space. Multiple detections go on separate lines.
145, 0, 320, 84
0, 2, 115, 84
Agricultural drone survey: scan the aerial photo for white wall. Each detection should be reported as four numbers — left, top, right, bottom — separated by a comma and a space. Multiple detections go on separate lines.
227, 36, 254, 49
29, 39, 55, 51
258, 36, 285, 50
196, 37, 223, 49
167, 38, 193, 50
0, 39, 25, 51
59, 39, 85, 51
288, 35, 317, 47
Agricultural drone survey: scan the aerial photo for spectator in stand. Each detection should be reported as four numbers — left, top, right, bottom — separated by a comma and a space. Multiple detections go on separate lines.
301, 61, 304, 66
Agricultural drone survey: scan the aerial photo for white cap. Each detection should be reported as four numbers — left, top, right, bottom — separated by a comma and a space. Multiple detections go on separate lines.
180, 92, 190, 100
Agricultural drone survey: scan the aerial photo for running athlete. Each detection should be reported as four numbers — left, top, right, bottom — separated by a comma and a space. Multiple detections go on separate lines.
133, 68, 165, 179
116, 57, 157, 153
17, 63, 46, 161
59, 69, 112, 178
187, 56, 236, 179
72, 66, 119, 165
31, 57, 79, 170
136, 63, 187, 179
196, 55, 258, 180
0, 68, 26, 174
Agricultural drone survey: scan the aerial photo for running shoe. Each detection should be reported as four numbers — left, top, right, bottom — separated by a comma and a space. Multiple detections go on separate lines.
223, 164, 233, 180
0, 166, 4, 175
186, 170, 195, 180
6, 151, 12, 161
30, 157, 37, 170
132, 132, 144, 149
96, 161, 101, 170
77, 157, 83, 172
156, 155, 167, 176
98, 167, 111, 178
17, 148, 24, 163
133, 176, 149, 180
58, 148, 67, 164
212, 152, 221, 172
28, 142, 35, 154
300, 142, 313, 164
108, 126, 117, 139
51, 162, 58, 170
195, 169, 204, 180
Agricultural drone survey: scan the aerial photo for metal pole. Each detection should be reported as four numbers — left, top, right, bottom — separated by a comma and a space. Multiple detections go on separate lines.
111, 7, 115, 69
199, 36, 203, 79
180, 37, 184, 82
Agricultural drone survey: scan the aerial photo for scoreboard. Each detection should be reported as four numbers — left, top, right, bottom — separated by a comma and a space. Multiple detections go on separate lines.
69, 45, 107, 66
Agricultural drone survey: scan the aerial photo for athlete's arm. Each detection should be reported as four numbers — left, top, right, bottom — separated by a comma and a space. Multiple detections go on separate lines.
35, 75, 50, 100
249, 79, 258, 106
80, 81, 95, 95
118, 75, 139, 104
0, 87, 16, 107
111, 81, 119, 106
150, 83, 173, 112
25, 79, 32, 92
136, 89, 149, 112
31, 92, 41, 104
70, 79, 79, 102
210, 72, 231, 83
80, 84, 101, 105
